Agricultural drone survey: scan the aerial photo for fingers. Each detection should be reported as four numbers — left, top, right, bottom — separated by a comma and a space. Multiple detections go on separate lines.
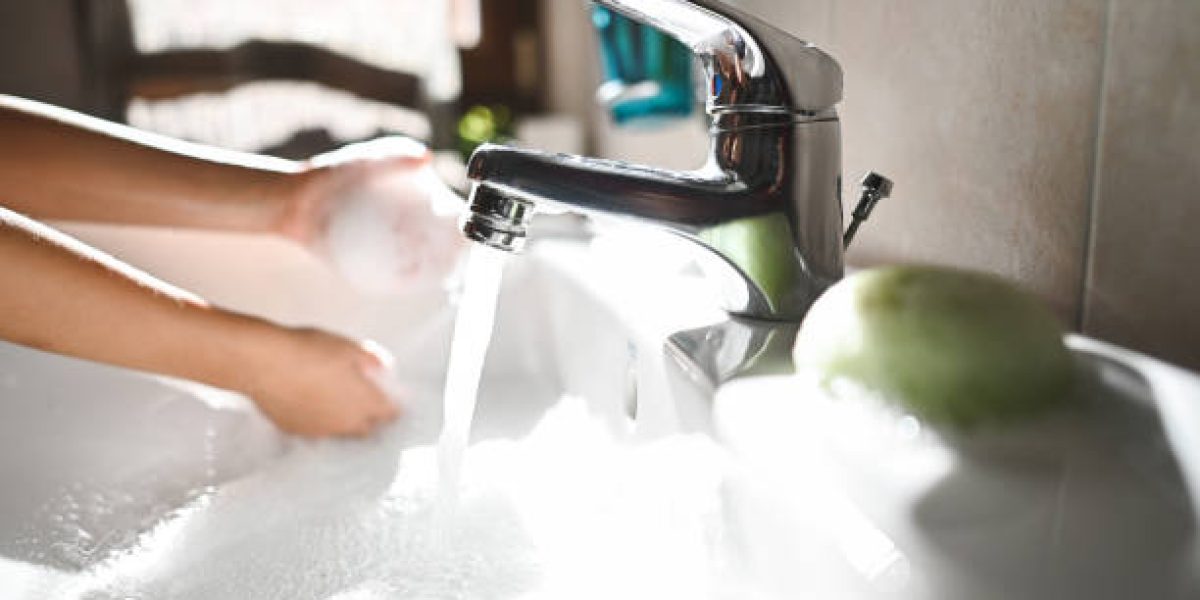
339, 356, 404, 437
357, 339, 396, 372
289, 388, 398, 439
351, 136, 430, 161
364, 400, 400, 433
255, 376, 398, 440
359, 377, 401, 424
308, 136, 431, 168
382, 151, 433, 170
326, 373, 401, 438
252, 329, 407, 439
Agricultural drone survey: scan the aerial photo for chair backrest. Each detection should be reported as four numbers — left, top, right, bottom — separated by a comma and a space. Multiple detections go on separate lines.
73, 0, 450, 154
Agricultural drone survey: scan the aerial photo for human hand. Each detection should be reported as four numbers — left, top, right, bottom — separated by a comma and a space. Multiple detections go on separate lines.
245, 327, 401, 438
276, 137, 466, 293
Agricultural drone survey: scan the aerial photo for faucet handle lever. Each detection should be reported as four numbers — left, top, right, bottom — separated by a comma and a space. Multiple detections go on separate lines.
843, 172, 893, 249
596, 0, 842, 112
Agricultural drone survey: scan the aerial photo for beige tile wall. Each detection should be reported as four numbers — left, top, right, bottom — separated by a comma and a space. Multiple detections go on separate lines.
1083, 0, 1200, 369
739, 0, 1200, 369
545, 0, 1198, 370
742, 0, 1110, 325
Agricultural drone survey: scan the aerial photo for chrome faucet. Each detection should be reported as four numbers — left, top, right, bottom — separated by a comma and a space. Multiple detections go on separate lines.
462, 0, 856, 321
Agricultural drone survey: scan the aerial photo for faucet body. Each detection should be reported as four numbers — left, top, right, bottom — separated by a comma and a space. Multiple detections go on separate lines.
464, 0, 845, 321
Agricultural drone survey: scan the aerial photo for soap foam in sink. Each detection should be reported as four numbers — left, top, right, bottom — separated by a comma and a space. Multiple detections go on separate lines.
74, 438, 541, 600
67, 398, 750, 600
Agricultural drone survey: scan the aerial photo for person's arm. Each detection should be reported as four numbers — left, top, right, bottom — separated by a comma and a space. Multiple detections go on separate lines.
0, 207, 398, 437
0, 94, 301, 232
0, 94, 456, 270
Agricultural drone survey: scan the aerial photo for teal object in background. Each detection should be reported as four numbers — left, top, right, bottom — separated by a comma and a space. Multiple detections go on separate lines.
591, 6, 694, 126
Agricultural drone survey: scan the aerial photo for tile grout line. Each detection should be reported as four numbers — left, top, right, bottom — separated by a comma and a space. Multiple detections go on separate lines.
1078, 0, 1118, 333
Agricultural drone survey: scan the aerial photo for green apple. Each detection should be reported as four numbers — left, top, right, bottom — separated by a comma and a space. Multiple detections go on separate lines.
793, 266, 1076, 429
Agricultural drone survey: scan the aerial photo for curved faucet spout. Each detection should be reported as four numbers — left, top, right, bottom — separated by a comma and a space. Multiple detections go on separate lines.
460, 0, 847, 322
466, 145, 773, 230
464, 118, 844, 320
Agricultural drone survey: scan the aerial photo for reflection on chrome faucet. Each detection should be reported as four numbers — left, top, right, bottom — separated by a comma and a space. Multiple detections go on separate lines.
462, 0, 848, 322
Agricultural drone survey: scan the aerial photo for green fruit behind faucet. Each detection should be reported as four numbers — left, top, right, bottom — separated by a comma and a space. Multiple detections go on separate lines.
794, 266, 1076, 429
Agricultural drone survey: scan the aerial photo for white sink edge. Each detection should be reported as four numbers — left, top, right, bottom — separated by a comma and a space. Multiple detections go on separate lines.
1065, 334, 1200, 518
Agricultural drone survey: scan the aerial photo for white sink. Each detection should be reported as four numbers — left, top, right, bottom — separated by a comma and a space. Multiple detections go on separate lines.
1, 223, 1196, 599
0, 224, 730, 599
716, 336, 1200, 599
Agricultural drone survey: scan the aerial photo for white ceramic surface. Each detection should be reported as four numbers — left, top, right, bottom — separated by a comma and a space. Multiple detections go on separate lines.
716, 337, 1200, 599
0, 225, 725, 599
1, 223, 1196, 599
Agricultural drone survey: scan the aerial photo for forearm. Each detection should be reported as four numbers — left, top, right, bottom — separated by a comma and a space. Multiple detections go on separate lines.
0, 208, 282, 393
0, 95, 300, 232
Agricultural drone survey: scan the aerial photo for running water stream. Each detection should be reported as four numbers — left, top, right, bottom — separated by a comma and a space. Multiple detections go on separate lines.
437, 244, 509, 507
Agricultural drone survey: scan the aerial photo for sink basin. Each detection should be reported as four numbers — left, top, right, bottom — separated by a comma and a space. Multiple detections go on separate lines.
716, 335, 1200, 599
0, 223, 730, 599
1, 223, 1197, 599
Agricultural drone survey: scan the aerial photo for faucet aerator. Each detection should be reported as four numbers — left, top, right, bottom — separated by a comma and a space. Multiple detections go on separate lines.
462, 184, 535, 253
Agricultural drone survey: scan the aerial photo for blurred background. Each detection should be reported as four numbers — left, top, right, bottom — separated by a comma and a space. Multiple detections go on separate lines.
0, 0, 1196, 370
